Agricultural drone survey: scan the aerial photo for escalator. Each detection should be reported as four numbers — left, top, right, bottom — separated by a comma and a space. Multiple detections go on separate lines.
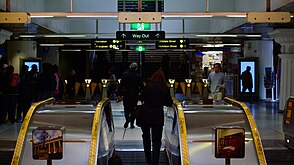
9, 97, 266, 164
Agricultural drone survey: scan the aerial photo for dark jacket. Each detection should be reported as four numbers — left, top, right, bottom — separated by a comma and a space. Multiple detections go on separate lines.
141, 81, 173, 126
119, 70, 144, 108
241, 70, 253, 88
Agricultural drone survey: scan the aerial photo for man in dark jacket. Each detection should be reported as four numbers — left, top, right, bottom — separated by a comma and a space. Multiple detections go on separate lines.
119, 62, 144, 128
239, 66, 253, 103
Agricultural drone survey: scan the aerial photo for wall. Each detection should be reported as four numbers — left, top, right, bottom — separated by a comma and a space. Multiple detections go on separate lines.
244, 40, 274, 100
7, 41, 37, 73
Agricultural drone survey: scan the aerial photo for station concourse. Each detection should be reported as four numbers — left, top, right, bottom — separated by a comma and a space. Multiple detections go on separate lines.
1, 0, 294, 165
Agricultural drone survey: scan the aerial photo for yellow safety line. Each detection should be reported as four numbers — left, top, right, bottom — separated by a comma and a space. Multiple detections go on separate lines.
11, 98, 55, 165
224, 97, 267, 165
88, 98, 108, 165
173, 98, 190, 165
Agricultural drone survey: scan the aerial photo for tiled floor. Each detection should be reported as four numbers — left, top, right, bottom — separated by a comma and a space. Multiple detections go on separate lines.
0, 99, 293, 164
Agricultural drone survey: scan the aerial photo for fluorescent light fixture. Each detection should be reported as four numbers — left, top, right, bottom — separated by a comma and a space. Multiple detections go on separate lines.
44, 35, 86, 38
30, 16, 54, 18
223, 44, 241, 46
163, 15, 213, 18
196, 34, 238, 37
39, 44, 64, 46
65, 43, 91, 46
19, 35, 37, 38
242, 34, 262, 37
203, 44, 224, 47
66, 15, 117, 18
61, 49, 81, 52
226, 15, 246, 18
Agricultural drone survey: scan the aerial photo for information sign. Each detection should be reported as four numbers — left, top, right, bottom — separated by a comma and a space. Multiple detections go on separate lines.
131, 23, 151, 30
116, 31, 165, 40
91, 39, 125, 49
156, 38, 189, 49
135, 45, 146, 52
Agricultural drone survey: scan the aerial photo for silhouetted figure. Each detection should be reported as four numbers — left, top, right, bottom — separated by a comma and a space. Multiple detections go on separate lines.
161, 53, 170, 80
52, 64, 64, 100
38, 63, 55, 101
17, 65, 31, 122
3, 65, 19, 124
118, 62, 144, 129
239, 66, 253, 103
28, 64, 39, 101
122, 51, 128, 63
139, 69, 173, 165
67, 69, 77, 100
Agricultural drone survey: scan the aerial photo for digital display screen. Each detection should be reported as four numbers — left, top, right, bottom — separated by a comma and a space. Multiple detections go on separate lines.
24, 61, 40, 72
240, 61, 255, 93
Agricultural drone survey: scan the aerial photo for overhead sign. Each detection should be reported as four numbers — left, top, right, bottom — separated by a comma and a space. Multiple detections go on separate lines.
131, 23, 151, 30
116, 31, 165, 40
156, 38, 190, 49
91, 39, 125, 49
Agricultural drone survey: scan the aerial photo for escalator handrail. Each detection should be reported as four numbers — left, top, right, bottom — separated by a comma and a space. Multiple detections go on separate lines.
224, 97, 267, 165
88, 98, 110, 165
173, 98, 190, 165
11, 97, 55, 165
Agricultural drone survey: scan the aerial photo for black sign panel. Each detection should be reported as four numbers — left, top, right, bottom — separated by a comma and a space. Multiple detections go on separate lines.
91, 39, 125, 49
156, 38, 190, 49
116, 31, 165, 40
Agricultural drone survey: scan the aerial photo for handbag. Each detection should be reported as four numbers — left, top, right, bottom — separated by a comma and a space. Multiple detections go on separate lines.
135, 104, 145, 127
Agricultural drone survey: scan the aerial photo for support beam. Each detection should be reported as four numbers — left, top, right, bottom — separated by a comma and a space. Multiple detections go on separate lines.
6, 0, 10, 11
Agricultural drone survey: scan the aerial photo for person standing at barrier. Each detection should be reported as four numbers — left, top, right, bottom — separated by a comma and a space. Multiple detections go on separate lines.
140, 69, 173, 165
239, 66, 253, 103
118, 62, 144, 129
208, 63, 225, 101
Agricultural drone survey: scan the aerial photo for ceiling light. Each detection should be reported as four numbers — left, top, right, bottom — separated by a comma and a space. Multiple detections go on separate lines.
61, 49, 81, 52
30, 16, 54, 18
226, 15, 246, 18
19, 35, 36, 38
241, 34, 262, 37
66, 15, 117, 18
163, 15, 213, 18
39, 44, 64, 46
43, 35, 86, 38
195, 34, 238, 37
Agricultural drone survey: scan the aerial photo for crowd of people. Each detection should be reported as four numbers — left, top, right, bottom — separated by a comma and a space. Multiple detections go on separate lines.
0, 62, 71, 125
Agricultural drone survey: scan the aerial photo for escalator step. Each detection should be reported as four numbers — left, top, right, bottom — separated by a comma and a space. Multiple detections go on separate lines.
115, 151, 168, 165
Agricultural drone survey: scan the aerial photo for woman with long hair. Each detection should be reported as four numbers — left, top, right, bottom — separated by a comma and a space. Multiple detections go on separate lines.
140, 69, 173, 165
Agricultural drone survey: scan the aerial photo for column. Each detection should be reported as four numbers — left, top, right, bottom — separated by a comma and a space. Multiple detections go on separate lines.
269, 29, 294, 111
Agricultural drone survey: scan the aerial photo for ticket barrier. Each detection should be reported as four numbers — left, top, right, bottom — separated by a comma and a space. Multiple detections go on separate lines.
283, 96, 294, 150
11, 98, 115, 165
175, 97, 266, 165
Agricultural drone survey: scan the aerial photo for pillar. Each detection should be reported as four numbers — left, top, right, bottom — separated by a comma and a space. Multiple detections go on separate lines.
269, 29, 294, 111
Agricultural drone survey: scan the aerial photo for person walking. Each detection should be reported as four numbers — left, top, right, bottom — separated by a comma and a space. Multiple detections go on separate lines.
208, 63, 225, 101
118, 62, 144, 129
139, 69, 173, 165
239, 66, 253, 103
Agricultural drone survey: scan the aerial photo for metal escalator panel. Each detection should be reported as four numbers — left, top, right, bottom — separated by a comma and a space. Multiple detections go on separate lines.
164, 98, 190, 165
11, 98, 115, 165
89, 98, 115, 165
179, 98, 265, 165
12, 98, 55, 165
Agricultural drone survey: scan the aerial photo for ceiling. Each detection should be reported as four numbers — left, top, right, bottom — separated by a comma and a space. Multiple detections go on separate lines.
1, 2, 294, 50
